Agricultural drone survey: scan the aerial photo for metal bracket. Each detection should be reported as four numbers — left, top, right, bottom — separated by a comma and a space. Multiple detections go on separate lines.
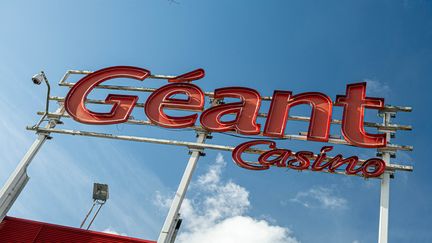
31, 71, 51, 129
376, 151, 396, 159
168, 213, 182, 243
378, 110, 396, 118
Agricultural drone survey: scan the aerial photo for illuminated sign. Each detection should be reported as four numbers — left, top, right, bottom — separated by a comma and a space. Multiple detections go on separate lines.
63, 66, 390, 178
232, 141, 385, 177
65, 66, 387, 146
0, 64, 411, 243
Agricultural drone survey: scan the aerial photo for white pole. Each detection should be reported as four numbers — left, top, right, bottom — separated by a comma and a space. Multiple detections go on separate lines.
378, 112, 392, 243
0, 105, 64, 221
157, 132, 208, 243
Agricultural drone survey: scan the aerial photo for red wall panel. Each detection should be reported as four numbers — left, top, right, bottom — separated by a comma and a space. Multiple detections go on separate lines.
0, 216, 156, 243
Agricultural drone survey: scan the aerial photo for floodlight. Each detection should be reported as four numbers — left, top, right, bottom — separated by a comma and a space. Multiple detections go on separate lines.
80, 183, 109, 230
93, 183, 109, 202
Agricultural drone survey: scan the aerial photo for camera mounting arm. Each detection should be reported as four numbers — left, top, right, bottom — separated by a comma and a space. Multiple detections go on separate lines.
31, 71, 51, 129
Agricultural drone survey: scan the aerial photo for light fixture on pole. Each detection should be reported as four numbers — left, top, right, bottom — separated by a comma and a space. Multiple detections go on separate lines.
80, 183, 109, 230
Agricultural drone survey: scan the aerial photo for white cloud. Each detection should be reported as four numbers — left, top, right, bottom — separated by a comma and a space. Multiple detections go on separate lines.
156, 153, 299, 243
178, 216, 297, 243
289, 186, 347, 210
103, 228, 127, 236
196, 153, 225, 186
364, 79, 391, 97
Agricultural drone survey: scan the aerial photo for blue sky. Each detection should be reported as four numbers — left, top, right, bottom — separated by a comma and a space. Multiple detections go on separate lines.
0, 0, 431, 242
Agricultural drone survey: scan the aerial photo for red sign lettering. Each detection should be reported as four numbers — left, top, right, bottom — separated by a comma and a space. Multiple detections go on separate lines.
335, 83, 386, 147
65, 66, 150, 124
64, 66, 388, 148
200, 87, 261, 135
263, 91, 332, 141
145, 83, 205, 128
232, 140, 386, 178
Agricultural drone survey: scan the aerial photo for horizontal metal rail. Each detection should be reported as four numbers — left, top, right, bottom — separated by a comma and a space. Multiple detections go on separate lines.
51, 96, 412, 131
37, 110, 413, 152
48, 95, 412, 133
58, 70, 413, 113
58, 70, 177, 84
25, 126, 413, 174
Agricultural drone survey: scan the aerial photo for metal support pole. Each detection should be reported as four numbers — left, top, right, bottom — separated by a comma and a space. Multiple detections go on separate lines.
80, 200, 97, 228
0, 105, 64, 221
378, 112, 393, 243
86, 202, 105, 230
157, 132, 208, 243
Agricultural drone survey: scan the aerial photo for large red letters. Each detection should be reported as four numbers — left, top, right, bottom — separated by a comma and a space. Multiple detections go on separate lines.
65, 66, 388, 148
65, 66, 150, 124
335, 83, 386, 148
145, 83, 204, 128
200, 87, 261, 135
263, 91, 332, 141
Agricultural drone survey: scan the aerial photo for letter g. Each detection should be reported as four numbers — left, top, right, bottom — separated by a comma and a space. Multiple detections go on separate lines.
65, 66, 150, 124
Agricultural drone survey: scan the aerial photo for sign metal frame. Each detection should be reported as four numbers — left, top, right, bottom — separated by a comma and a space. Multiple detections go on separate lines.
0, 69, 413, 243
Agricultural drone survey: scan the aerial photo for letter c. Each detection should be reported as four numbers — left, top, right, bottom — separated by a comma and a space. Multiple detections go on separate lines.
232, 140, 276, 170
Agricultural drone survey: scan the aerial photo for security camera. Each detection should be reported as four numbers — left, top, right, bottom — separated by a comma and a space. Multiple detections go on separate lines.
32, 73, 44, 85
